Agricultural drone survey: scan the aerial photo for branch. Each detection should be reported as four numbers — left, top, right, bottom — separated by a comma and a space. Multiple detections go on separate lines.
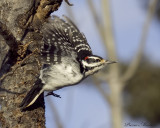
101, 0, 118, 61
88, 0, 120, 81
121, 0, 158, 84
64, 0, 73, 6
92, 76, 111, 104
101, 0, 120, 85
47, 97, 63, 128
87, 0, 105, 42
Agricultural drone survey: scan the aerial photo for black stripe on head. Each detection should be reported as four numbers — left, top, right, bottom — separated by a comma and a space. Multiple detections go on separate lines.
84, 55, 103, 64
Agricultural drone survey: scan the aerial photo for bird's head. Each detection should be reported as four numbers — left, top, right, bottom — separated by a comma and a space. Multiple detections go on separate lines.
81, 55, 117, 76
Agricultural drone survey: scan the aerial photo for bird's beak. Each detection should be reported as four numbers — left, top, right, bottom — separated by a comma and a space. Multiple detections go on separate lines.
101, 59, 106, 63
101, 59, 117, 64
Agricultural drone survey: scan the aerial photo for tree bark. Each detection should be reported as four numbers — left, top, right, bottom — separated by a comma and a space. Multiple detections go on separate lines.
0, 0, 63, 127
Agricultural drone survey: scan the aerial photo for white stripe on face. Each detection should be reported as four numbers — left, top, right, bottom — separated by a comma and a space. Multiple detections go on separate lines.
86, 56, 100, 60
85, 65, 103, 76
82, 60, 102, 67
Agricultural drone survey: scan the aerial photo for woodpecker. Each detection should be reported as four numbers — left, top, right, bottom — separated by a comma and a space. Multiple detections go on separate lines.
20, 16, 117, 109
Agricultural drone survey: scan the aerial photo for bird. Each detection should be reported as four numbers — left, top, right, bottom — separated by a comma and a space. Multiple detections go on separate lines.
20, 16, 117, 109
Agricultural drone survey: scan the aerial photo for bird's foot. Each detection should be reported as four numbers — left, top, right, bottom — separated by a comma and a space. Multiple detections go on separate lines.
45, 92, 61, 98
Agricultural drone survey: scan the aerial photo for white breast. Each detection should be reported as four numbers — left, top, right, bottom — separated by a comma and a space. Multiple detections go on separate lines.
40, 58, 83, 91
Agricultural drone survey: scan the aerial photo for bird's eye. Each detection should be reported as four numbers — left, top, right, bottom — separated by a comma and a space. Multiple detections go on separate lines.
96, 59, 100, 62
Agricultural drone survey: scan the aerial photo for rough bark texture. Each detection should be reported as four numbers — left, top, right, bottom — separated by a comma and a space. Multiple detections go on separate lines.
0, 0, 63, 127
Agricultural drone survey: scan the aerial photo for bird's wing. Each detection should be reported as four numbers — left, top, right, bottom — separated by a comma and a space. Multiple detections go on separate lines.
63, 16, 93, 59
40, 16, 92, 65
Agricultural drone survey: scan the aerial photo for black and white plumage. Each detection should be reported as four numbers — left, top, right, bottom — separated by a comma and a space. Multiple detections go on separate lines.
20, 16, 116, 109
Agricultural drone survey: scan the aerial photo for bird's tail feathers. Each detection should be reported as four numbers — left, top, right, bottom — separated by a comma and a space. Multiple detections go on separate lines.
20, 79, 44, 109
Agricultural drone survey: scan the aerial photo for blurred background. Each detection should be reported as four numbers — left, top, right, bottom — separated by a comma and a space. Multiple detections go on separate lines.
44, 0, 160, 128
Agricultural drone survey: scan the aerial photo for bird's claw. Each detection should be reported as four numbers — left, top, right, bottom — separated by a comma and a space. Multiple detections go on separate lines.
45, 92, 61, 98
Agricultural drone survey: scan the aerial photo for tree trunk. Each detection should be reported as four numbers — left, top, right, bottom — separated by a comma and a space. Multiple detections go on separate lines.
0, 0, 63, 127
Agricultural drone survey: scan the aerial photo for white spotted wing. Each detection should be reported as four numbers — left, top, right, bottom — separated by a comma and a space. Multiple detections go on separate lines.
40, 16, 93, 65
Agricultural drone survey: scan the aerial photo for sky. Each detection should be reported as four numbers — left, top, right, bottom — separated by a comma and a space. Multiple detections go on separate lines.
45, 0, 160, 128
